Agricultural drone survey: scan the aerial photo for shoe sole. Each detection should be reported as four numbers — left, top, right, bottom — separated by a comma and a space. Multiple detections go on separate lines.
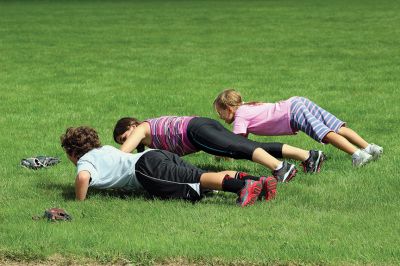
240, 183, 262, 207
264, 177, 277, 201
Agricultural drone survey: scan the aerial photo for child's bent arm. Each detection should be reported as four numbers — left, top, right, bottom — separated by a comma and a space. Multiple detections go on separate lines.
75, 171, 90, 201
120, 125, 147, 153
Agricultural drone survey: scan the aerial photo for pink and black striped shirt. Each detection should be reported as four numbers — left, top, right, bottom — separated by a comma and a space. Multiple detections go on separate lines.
145, 116, 198, 156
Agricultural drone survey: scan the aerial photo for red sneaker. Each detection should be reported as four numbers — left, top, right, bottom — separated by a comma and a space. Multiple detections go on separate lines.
259, 176, 277, 201
237, 180, 262, 207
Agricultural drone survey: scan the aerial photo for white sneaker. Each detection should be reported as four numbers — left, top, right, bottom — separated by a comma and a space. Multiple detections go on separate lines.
352, 150, 373, 167
364, 144, 383, 160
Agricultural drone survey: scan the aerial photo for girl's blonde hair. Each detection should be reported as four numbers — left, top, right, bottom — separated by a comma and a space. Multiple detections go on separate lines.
213, 89, 243, 110
213, 88, 260, 110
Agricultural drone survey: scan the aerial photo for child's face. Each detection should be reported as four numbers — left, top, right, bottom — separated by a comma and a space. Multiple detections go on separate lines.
216, 106, 235, 124
116, 126, 135, 144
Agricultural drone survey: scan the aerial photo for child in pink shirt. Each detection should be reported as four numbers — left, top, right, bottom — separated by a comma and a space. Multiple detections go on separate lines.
214, 89, 383, 167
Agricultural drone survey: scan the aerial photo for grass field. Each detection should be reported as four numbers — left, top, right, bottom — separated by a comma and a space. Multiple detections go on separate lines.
1, 0, 399, 265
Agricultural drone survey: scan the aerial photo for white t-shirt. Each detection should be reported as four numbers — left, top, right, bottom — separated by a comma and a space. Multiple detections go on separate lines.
77, 145, 149, 191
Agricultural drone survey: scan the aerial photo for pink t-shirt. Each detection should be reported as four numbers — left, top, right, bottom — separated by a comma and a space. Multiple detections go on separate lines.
233, 98, 295, 136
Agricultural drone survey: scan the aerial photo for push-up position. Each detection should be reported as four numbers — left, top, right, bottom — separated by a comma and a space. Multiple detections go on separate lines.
60, 126, 277, 207
113, 116, 326, 182
214, 89, 383, 167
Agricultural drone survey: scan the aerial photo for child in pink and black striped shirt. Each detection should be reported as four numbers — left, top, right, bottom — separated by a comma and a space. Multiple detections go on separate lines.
112, 115, 326, 182
214, 89, 383, 168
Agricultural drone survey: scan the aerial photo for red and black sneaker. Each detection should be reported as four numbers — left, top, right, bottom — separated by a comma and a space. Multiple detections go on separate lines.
237, 180, 262, 207
259, 176, 277, 201
236, 172, 250, 180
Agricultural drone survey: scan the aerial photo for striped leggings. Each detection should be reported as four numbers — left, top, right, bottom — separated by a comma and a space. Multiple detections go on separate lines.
290, 97, 345, 143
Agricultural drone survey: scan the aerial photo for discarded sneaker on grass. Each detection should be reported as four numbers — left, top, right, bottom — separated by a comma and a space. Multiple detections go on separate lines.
32, 208, 72, 222
21, 156, 60, 170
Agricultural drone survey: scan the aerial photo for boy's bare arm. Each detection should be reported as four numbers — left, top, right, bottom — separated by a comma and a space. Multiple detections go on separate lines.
75, 171, 90, 201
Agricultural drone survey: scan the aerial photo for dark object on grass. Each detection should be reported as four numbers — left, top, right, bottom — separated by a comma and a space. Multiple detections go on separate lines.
20, 156, 60, 170
32, 208, 72, 222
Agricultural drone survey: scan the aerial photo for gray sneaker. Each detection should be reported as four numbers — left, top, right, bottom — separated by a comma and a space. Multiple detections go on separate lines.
272, 161, 297, 182
301, 150, 326, 173
364, 144, 383, 161
352, 150, 373, 167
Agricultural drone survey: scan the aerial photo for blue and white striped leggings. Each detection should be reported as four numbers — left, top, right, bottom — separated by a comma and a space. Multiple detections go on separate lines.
290, 97, 345, 143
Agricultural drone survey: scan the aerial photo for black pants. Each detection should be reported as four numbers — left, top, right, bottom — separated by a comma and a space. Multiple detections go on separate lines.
135, 150, 205, 202
187, 117, 283, 160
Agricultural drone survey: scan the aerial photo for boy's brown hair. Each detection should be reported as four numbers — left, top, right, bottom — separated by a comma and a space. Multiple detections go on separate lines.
113, 117, 142, 144
60, 126, 101, 160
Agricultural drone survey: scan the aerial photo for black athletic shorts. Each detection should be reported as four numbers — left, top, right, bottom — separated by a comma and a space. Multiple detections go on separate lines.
135, 150, 206, 202
187, 117, 283, 159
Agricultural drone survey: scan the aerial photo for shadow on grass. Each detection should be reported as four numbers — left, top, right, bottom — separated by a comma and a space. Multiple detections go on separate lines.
194, 163, 254, 173
36, 182, 148, 201
36, 182, 236, 206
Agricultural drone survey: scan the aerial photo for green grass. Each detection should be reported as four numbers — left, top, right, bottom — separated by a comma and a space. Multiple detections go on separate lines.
1, 0, 399, 264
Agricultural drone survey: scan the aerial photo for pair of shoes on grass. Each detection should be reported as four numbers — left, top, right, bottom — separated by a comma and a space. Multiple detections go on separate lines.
352, 143, 383, 167
274, 150, 326, 182
237, 177, 277, 207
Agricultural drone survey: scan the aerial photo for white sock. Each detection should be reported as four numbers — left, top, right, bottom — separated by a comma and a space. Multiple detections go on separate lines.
275, 162, 283, 171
